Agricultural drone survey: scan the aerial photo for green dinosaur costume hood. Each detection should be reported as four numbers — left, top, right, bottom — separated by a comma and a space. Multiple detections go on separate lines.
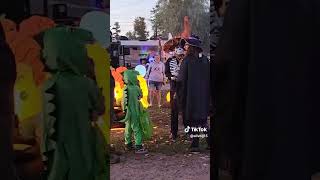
121, 69, 153, 141
41, 26, 108, 180
42, 26, 93, 75
123, 70, 139, 85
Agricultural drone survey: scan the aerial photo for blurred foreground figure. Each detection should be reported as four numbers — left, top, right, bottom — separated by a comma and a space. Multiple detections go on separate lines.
0, 22, 19, 180
213, 0, 320, 180
41, 27, 108, 180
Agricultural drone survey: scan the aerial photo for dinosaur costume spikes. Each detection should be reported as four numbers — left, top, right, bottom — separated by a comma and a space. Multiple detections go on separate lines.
121, 70, 153, 146
41, 27, 108, 180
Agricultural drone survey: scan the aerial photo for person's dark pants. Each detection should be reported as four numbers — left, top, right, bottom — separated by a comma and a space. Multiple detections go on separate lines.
170, 90, 186, 137
0, 114, 19, 180
190, 120, 210, 148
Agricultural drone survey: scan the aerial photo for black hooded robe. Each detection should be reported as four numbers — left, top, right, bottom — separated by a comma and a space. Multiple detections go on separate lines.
213, 0, 320, 180
0, 22, 18, 180
178, 54, 210, 127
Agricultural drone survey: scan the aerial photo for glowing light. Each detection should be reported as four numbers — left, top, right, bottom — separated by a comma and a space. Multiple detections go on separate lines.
149, 56, 155, 63
112, 66, 127, 106
135, 65, 146, 77
111, 128, 125, 131
114, 82, 123, 106
112, 68, 149, 109
80, 11, 109, 47
166, 91, 170, 102
141, 46, 148, 51
111, 69, 123, 88
137, 75, 149, 108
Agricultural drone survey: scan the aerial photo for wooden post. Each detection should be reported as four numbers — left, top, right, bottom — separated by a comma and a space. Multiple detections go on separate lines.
158, 37, 162, 60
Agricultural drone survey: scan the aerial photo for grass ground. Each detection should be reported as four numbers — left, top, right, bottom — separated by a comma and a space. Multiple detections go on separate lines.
110, 106, 210, 180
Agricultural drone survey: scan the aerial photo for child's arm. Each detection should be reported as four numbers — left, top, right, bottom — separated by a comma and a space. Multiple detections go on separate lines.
145, 63, 152, 79
165, 59, 172, 80
88, 78, 105, 120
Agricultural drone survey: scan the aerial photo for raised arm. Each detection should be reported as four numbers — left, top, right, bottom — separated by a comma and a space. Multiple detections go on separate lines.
165, 59, 172, 80
145, 63, 152, 79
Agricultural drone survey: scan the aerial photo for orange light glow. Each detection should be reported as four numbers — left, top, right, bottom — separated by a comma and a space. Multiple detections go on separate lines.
111, 128, 125, 131
111, 68, 149, 108
114, 82, 123, 106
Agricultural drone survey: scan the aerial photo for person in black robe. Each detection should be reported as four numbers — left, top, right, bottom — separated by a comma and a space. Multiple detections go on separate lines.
177, 35, 210, 152
212, 0, 320, 179
0, 21, 19, 180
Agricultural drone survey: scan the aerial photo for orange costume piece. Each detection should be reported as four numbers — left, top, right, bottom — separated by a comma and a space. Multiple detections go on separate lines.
0, 16, 55, 121
180, 16, 191, 39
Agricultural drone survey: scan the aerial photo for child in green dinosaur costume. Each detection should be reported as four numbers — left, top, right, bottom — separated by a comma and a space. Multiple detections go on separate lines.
41, 27, 108, 180
121, 70, 153, 154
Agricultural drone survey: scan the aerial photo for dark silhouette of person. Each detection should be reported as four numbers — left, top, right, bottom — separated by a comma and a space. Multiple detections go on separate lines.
178, 36, 210, 152
212, 0, 320, 180
0, 21, 19, 180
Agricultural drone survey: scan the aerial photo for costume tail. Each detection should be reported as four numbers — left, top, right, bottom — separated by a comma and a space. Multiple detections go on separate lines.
139, 104, 153, 140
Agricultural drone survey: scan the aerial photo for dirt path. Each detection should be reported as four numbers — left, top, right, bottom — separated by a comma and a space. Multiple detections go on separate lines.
110, 107, 210, 180
110, 153, 210, 180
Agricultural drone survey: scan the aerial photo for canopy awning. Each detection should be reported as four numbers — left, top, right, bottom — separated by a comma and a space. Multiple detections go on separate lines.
120, 40, 166, 47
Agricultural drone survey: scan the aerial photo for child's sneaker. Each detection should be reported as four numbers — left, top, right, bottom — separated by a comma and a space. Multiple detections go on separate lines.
125, 143, 134, 151
135, 145, 148, 154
